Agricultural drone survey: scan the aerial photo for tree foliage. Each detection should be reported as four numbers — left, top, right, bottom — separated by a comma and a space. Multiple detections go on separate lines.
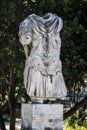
0, 0, 87, 129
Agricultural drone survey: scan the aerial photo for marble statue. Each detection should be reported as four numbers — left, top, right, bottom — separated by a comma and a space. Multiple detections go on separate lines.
19, 13, 67, 101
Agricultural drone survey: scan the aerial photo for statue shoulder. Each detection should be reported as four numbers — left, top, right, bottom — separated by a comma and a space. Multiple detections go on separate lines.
55, 15, 63, 32
19, 16, 33, 37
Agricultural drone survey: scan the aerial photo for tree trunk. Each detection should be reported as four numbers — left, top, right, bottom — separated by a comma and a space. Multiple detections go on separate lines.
9, 85, 16, 130
9, 105, 15, 130
0, 110, 6, 130
8, 70, 16, 130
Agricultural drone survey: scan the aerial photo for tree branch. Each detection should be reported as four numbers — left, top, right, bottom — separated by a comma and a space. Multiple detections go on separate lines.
64, 95, 87, 120
0, 65, 9, 85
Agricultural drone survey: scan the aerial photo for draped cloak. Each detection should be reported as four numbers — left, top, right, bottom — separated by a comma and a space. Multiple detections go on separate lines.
19, 13, 67, 100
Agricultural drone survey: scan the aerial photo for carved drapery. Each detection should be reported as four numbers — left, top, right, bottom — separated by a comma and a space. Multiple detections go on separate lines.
19, 13, 67, 101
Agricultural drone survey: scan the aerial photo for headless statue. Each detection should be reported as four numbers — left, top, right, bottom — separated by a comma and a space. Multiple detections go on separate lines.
19, 13, 67, 102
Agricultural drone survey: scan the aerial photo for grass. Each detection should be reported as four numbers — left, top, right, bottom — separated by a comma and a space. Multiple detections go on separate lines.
63, 124, 87, 130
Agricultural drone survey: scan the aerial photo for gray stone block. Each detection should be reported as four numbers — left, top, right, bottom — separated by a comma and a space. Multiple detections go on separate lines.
21, 104, 63, 130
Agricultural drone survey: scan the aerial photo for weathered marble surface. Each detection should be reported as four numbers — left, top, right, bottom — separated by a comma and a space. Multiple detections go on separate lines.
19, 13, 67, 101
21, 104, 63, 130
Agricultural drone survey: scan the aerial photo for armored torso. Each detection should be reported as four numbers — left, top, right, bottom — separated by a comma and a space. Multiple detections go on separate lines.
19, 13, 67, 100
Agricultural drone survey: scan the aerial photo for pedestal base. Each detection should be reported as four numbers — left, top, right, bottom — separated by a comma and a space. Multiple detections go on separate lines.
21, 104, 63, 130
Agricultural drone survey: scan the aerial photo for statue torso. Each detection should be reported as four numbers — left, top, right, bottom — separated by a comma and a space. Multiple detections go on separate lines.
19, 13, 67, 100
26, 14, 62, 75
